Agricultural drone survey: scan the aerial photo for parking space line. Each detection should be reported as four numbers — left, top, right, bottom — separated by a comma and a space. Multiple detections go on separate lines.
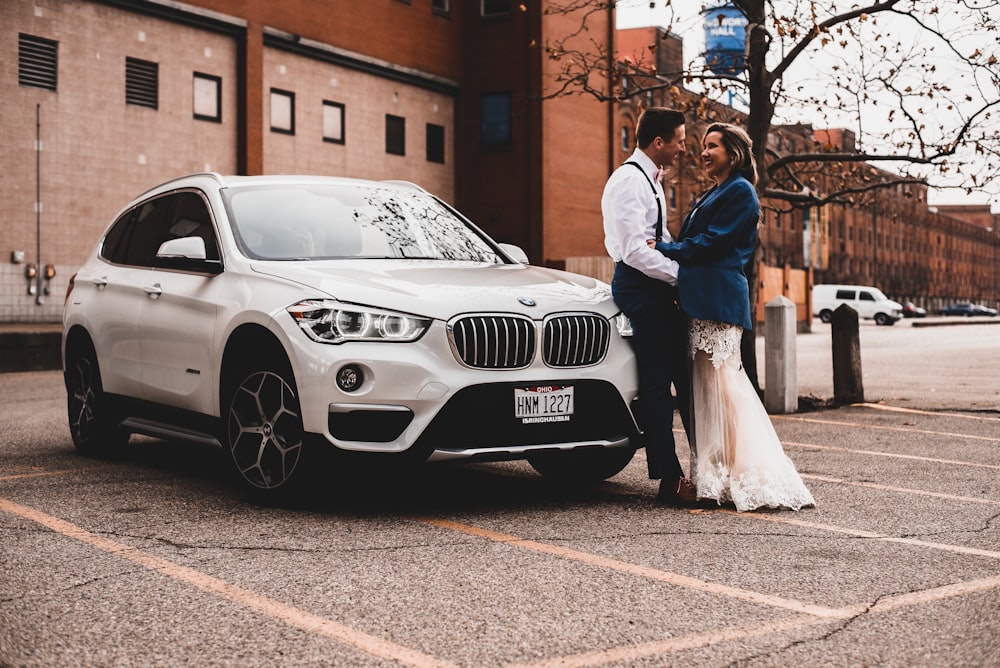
414, 517, 846, 618
800, 472, 1000, 506
503, 615, 831, 668
772, 415, 1000, 443
504, 574, 1000, 668
717, 510, 1000, 560
0, 497, 457, 668
783, 441, 1000, 470
0, 467, 108, 482
855, 403, 1000, 422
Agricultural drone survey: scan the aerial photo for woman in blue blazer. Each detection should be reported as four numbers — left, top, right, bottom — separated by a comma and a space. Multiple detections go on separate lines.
650, 122, 815, 512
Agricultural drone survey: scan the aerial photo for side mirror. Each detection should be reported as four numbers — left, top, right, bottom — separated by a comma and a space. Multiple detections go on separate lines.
155, 237, 222, 274
157, 236, 207, 260
498, 243, 529, 264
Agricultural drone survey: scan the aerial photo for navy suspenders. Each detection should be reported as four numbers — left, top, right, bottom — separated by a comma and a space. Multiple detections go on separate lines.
624, 160, 663, 242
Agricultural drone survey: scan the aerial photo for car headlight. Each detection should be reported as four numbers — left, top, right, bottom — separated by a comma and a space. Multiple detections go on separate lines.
614, 313, 633, 337
287, 300, 431, 344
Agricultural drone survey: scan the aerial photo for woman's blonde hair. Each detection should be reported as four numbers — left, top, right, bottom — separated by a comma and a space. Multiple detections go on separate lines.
703, 122, 758, 185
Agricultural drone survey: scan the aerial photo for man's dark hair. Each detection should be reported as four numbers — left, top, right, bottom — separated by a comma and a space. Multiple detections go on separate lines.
635, 108, 685, 149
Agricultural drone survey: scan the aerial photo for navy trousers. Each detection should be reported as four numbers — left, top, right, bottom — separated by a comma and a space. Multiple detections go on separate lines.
611, 262, 692, 480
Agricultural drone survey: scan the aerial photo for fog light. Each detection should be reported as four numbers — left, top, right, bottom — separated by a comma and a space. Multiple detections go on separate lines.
336, 364, 363, 392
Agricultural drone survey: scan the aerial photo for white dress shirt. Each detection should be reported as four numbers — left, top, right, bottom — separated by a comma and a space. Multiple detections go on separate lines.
601, 148, 680, 285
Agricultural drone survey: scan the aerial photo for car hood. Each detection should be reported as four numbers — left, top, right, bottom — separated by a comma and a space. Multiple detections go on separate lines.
250, 260, 616, 319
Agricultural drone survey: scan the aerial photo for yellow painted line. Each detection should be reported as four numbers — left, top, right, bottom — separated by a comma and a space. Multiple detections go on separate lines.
0, 467, 108, 482
784, 441, 1000, 470
414, 517, 846, 619
719, 510, 1000, 560
505, 574, 1000, 668
801, 473, 1000, 506
854, 403, 1000, 422
503, 615, 831, 668
772, 415, 1000, 443
0, 497, 456, 668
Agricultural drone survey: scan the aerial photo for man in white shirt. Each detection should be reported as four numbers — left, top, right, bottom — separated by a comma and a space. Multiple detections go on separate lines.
601, 107, 695, 506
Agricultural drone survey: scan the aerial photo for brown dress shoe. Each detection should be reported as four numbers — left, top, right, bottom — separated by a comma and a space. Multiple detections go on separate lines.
657, 477, 699, 507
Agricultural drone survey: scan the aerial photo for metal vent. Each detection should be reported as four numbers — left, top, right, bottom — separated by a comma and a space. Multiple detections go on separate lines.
449, 315, 535, 369
543, 314, 611, 367
18, 34, 58, 91
125, 57, 158, 109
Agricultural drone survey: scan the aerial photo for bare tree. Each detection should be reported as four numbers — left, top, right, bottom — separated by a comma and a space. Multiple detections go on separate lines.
544, 0, 1000, 388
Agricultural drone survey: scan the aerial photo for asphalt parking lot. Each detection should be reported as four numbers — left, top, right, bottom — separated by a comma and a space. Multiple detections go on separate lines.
1, 319, 999, 666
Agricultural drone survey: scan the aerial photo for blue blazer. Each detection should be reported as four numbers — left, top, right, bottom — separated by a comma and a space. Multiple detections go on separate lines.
654, 173, 759, 330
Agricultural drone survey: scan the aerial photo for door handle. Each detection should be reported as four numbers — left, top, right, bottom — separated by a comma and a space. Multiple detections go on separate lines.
93, 276, 108, 289
143, 283, 162, 299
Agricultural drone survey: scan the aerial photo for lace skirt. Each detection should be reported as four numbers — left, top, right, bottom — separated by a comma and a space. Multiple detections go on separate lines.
688, 319, 816, 511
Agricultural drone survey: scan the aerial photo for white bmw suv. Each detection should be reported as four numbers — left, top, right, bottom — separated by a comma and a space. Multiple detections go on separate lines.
63, 174, 640, 499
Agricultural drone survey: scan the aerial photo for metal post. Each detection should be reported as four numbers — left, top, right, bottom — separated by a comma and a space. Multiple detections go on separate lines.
35, 103, 43, 305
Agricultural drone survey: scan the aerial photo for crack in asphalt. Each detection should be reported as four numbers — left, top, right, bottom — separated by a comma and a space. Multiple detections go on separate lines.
898, 509, 1000, 540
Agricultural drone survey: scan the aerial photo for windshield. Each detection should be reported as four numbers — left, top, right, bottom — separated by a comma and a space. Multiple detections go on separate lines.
223, 183, 504, 262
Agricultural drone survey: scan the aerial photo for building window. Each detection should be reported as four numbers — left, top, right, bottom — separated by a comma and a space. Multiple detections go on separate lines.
481, 92, 512, 146
125, 57, 158, 109
193, 72, 221, 122
323, 101, 345, 144
482, 0, 511, 17
18, 34, 58, 91
668, 187, 677, 211
426, 123, 445, 163
386, 114, 406, 155
432, 0, 450, 15
270, 88, 295, 134
620, 126, 630, 151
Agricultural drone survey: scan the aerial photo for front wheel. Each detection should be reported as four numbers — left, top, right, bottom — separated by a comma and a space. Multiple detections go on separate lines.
874, 312, 890, 325
528, 446, 636, 485
225, 365, 307, 501
65, 341, 129, 457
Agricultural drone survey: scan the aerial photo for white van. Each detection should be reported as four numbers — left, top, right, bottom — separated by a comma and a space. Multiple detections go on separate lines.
812, 284, 903, 326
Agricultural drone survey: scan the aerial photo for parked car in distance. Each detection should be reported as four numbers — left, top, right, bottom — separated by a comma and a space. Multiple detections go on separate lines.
812, 284, 903, 325
901, 301, 927, 318
63, 174, 642, 501
938, 302, 999, 317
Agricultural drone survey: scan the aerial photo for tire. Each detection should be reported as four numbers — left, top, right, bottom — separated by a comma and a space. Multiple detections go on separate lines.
819, 310, 833, 323
64, 340, 129, 457
225, 362, 307, 501
874, 312, 889, 326
528, 446, 636, 485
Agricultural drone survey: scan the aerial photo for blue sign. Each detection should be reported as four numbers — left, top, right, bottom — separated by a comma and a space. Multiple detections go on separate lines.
703, 3, 748, 75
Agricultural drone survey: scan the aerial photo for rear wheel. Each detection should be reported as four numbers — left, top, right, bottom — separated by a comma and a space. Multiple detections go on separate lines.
528, 446, 636, 485
819, 310, 833, 323
65, 340, 129, 456
225, 363, 307, 501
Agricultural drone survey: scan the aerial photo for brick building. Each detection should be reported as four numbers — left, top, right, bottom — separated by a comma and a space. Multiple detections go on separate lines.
2, 1, 997, 323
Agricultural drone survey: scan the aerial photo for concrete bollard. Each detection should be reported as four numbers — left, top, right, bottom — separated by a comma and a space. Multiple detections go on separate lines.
831, 303, 865, 403
764, 295, 798, 414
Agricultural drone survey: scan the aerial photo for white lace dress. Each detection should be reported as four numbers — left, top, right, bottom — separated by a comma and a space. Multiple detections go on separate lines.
688, 319, 816, 512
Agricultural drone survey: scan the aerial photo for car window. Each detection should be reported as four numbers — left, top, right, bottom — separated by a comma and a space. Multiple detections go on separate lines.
170, 192, 220, 262
224, 184, 504, 263
859, 291, 875, 301
100, 196, 173, 267
835, 289, 855, 300
100, 191, 220, 268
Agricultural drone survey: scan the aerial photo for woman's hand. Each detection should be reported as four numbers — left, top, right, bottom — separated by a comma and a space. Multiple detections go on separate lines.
646, 239, 657, 248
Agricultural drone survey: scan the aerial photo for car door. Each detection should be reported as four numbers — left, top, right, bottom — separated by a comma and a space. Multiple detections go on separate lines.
80, 199, 175, 398
857, 290, 877, 318
137, 190, 223, 415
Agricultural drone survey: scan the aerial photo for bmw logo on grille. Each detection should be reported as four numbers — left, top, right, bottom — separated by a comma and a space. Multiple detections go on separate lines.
518, 297, 536, 307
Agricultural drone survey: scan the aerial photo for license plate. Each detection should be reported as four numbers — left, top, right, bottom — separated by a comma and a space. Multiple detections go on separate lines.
514, 385, 574, 423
